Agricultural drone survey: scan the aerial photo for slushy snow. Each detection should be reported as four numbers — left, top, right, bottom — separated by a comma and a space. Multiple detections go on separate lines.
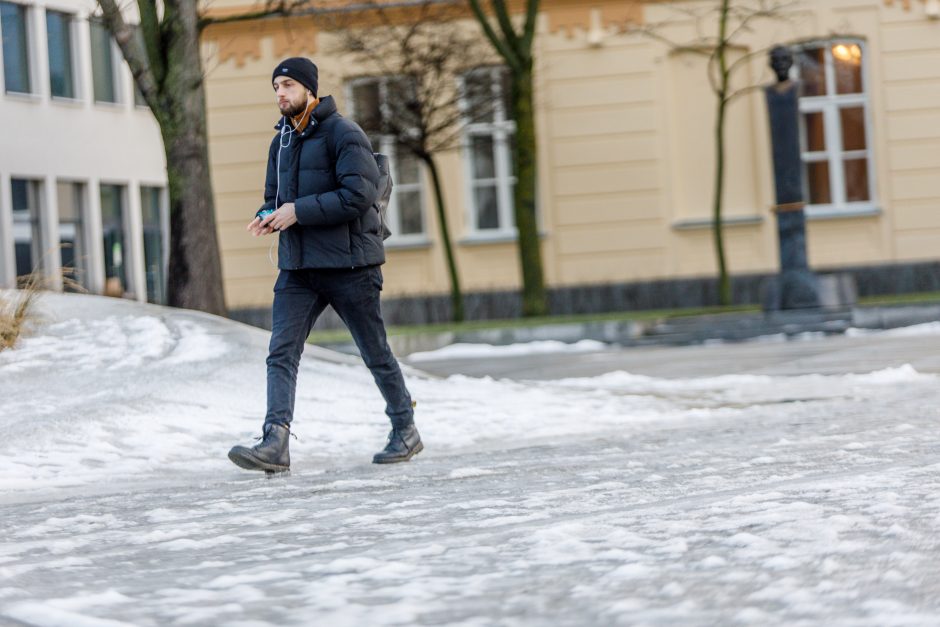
2, 293, 940, 626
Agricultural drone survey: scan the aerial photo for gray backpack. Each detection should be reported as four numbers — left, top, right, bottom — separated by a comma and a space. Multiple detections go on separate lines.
324, 126, 393, 240
373, 153, 393, 240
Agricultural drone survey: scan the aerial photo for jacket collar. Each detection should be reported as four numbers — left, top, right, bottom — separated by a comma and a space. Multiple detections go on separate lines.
273, 95, 338, 135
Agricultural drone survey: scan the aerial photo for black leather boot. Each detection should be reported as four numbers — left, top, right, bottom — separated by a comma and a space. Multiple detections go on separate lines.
372, 423, 423, 464
228, 423, 291, 473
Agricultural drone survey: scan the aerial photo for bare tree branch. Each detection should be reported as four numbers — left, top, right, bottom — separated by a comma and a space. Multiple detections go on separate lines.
467, 0, 522, 72
136, 0, 165, 86
490, 0, 521, 54
628, 23, 712, 57
197, 0, 311, 30
727, 82, 767, 103
521, 0, 539, 51
96, 0, 160, 110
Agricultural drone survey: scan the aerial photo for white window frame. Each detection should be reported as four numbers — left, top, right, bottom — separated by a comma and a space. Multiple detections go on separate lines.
794, 38, 878, 219
458, 65, 517, 239
346, 75, 428, 247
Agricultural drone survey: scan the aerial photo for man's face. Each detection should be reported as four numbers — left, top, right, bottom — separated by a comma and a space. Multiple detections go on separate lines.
273, 76, 309, 116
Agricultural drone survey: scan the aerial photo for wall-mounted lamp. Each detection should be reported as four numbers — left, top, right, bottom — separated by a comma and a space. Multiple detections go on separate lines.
587, 8, 604, 47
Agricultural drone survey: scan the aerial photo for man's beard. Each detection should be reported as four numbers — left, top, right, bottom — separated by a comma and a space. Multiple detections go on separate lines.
281, 98, 308, 117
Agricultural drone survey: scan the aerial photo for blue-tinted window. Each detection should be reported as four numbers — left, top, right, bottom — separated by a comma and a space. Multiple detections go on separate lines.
58, 181, 87, 290
140, 186, 166, 304
100, 184, 126, 292
90, 18, 117, 103
1, 2, 32, 94
11, 179, 42, 277
46, 10, 75, 98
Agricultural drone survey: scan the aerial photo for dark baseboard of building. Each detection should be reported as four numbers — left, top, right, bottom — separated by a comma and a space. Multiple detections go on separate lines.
228, 260, 940, 331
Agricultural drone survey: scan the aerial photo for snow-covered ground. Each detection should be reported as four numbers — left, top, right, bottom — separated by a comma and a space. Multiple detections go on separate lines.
2, 294, 940, 625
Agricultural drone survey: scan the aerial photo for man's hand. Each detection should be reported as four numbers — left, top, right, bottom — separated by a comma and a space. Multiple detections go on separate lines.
246, 203, 298, 236
265, 203, 298, 232
247, 216, 275, 236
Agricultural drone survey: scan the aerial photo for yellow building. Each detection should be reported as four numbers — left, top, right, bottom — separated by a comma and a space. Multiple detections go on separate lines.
202, 0, 940, 324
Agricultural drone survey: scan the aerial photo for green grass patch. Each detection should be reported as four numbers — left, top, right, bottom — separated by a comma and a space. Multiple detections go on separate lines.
306, 290, 940, 346
858, 291, 940, 306
307, 303, 760, 345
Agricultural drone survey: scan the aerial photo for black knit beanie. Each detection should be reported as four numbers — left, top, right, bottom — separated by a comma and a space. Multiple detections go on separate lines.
272, 57, 318, 96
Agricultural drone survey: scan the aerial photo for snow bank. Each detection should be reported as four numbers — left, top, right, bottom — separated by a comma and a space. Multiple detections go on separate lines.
1, 295, 936, 495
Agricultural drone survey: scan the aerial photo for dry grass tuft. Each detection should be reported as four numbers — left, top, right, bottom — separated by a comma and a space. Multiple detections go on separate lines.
0, 245, 88, 352
0, 271, 44, 351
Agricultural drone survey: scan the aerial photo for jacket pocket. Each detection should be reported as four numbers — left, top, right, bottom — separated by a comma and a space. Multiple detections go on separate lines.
278, 229, 302, 269
305, 223, 351, 266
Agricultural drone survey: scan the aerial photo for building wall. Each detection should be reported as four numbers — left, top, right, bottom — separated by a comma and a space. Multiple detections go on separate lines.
202, 0, 940, 312
0, 0, 167, 302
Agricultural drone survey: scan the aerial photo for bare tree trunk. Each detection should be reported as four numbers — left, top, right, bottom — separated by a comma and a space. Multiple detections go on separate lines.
713, 0, 732, 306
713, 94, 731, 306
160, 2, 226, 314
512, 69, 547, 317
423, 154, 464, 322
467, 0, 546, 318
98, 0, 226, 316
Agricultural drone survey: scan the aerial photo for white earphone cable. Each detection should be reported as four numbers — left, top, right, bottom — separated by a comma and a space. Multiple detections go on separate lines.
268, 100, 316, 269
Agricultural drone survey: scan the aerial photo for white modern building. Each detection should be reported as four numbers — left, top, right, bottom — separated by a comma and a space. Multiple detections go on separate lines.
0, 0, 168, 303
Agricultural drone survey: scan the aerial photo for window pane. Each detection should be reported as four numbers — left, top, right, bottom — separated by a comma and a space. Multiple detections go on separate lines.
386, 76, 419, 129
1, 2, 31, 94
463, 70, 495, 123
57, 182, 86, 289
839, 107, 866, 152
140, 186, 162, 225
796, 47, 826, 97
803, 112, 826, 152
141, 186, 166, 304
844, 158, 870, 202
11, 179, 41, 276
100, 184, 126, 293
805, 161, 831, 205
46, 10, 75, 98
57, 181, 81, 221
395, 145, 420, 185
471, 135, 495, 179
351, 81, 381, 133
90, 19, 117, 103
397, 190, 423, 235
832, 43, 863, 95
474, 185, 499, 230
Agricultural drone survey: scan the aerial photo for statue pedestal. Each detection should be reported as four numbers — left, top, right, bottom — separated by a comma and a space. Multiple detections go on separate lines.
763, 272, 856, 311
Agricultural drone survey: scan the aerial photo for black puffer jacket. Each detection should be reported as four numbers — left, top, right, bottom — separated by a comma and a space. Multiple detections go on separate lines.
259, 95, 384, 269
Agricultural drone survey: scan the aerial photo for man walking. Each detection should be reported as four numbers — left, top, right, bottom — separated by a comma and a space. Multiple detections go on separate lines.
228, 57, 422, 473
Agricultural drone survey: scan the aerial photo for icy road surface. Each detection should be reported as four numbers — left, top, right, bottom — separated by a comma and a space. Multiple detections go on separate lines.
2, 294, 940, 625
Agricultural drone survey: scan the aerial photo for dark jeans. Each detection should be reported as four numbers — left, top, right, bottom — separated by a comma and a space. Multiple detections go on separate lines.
265, 266, 414, 430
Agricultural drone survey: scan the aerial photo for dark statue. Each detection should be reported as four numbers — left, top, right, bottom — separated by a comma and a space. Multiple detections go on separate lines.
769, 45, 794, 83
763, 45, 821, 310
